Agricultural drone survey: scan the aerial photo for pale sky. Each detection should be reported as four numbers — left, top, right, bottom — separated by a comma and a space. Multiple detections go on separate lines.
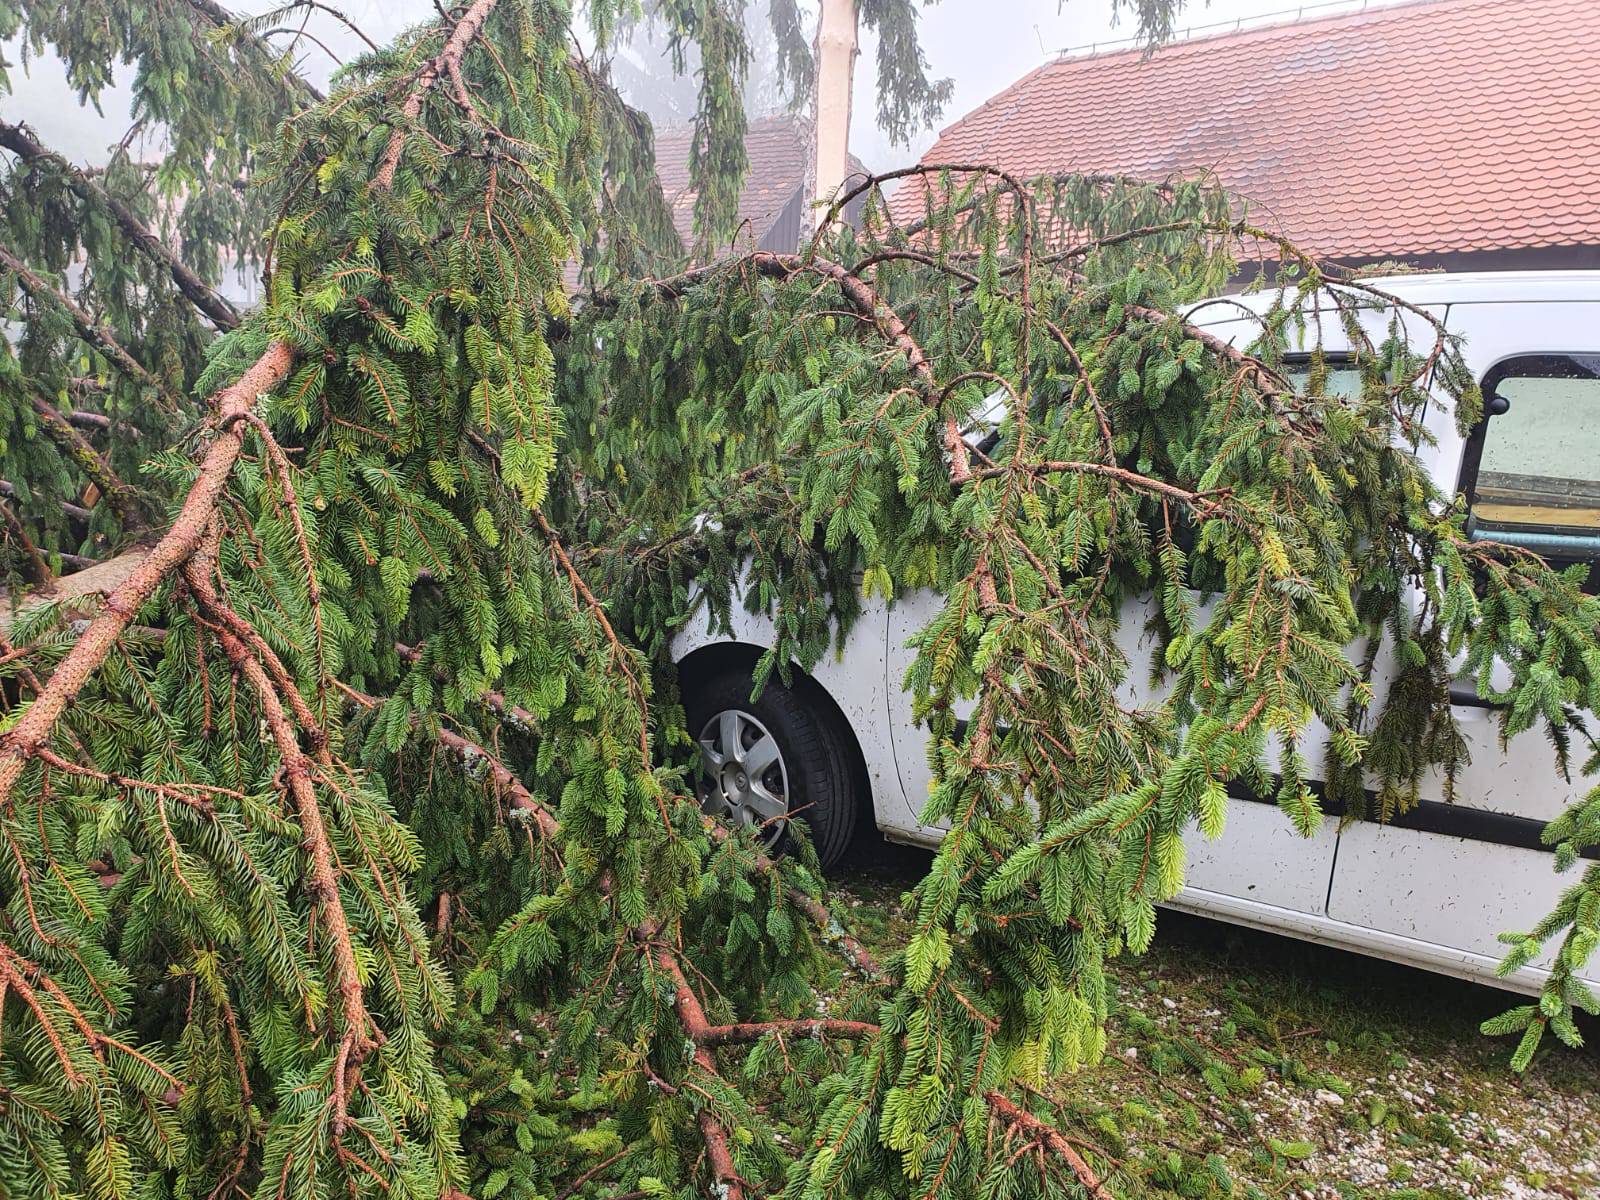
1, 0, 1414, 172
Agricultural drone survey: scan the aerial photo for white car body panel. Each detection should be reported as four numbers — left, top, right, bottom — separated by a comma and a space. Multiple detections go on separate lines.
672, 271, 1600, 998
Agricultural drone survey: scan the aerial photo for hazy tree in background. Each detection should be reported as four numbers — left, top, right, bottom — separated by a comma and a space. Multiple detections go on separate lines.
605, 0, 805, 128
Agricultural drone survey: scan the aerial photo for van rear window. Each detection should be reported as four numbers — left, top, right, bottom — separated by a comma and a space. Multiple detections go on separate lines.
1473, 356, 1600, 535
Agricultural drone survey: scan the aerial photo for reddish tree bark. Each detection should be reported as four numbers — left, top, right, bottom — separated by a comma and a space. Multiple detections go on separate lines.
372, 0, 501, 191
651, 941, 749, 1200
0, 0, 509, 807
986, 1090, 1115, 1200
0, 341, 295, 805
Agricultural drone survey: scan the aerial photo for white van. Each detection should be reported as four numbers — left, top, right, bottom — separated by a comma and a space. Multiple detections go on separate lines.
673, 270, 1600, 998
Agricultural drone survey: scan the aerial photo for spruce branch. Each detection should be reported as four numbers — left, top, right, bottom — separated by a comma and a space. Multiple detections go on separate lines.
696, 1016, 878, 1045
647, 932, 751, 1200
535, 509, 654, 773
340, 676, 560, 844
371, 0, 503, 192
968, 458, 1234, 517
0, 495, 52, 585
0, 0, 509, 802
649, 251, 940, 403
0, 242, 186, 412
407, 618, 886, 985
986, 1090, 1116, 1200
273, 1, 382, 53
443, 635, 885, 978
227, 410, 329, 712
0, 341, 294, 805
0, 942, 93, 1086
187, 531, 374, 1131
184, 0, 327, 102
0, 119, 243, 332
26, 391, 148, 528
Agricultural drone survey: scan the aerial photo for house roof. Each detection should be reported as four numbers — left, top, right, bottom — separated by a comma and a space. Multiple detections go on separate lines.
888, 0, 1600, 261
654, 113, 870, 254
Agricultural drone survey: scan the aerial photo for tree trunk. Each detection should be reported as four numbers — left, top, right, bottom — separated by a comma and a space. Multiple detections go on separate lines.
812, 0, 859, 229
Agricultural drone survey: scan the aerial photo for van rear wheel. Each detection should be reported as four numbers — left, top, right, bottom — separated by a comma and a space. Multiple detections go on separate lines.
683, 666, 859, 870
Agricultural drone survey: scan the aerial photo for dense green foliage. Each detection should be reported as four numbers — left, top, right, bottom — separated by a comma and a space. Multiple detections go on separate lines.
557, 167, 1600, 1182
0, 5, 1597, 1200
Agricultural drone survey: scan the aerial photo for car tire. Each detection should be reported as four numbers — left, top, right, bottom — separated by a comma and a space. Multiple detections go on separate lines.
683, 665, 859, 871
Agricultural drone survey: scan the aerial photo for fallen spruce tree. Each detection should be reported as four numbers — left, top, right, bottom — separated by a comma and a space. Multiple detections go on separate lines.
1, 3, 1599, 1200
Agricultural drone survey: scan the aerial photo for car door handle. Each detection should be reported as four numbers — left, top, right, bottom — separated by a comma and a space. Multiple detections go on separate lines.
1448, 682, 1505, 710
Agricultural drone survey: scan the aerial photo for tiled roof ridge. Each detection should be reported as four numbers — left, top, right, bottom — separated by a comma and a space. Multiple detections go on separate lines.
1049, 0, 1499, 70
932, 0, 1520, 144
894, 0, 1598, 261
654, 110, 806, 140
651, 110, 878, 256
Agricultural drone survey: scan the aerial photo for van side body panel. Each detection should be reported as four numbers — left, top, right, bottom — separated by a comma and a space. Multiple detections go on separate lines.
670, 272, 1600, 998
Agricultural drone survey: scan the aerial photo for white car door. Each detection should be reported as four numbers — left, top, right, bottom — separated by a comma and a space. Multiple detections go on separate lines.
878, 295, 1389, 914
883, 584, 1345, 915
1328, 300, 1600, 976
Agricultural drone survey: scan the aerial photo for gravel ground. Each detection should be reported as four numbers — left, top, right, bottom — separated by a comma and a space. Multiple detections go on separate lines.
832, 842, 1600, 1200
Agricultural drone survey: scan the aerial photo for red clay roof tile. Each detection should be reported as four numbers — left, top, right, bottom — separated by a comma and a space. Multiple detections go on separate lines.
654, 114, 869, 254
889, 0, 1600, 260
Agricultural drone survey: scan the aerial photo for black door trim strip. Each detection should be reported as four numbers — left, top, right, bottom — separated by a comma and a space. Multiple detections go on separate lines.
1225, 781, 1597, 861
948, 723, 1594, 861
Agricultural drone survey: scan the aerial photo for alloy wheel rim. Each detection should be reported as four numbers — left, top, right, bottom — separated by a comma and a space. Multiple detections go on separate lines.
695, 708, 789, 846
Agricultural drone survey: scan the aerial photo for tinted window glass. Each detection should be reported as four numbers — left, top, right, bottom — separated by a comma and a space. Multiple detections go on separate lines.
1284, 364, 1363, 399
1474, 357, 1600, 535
